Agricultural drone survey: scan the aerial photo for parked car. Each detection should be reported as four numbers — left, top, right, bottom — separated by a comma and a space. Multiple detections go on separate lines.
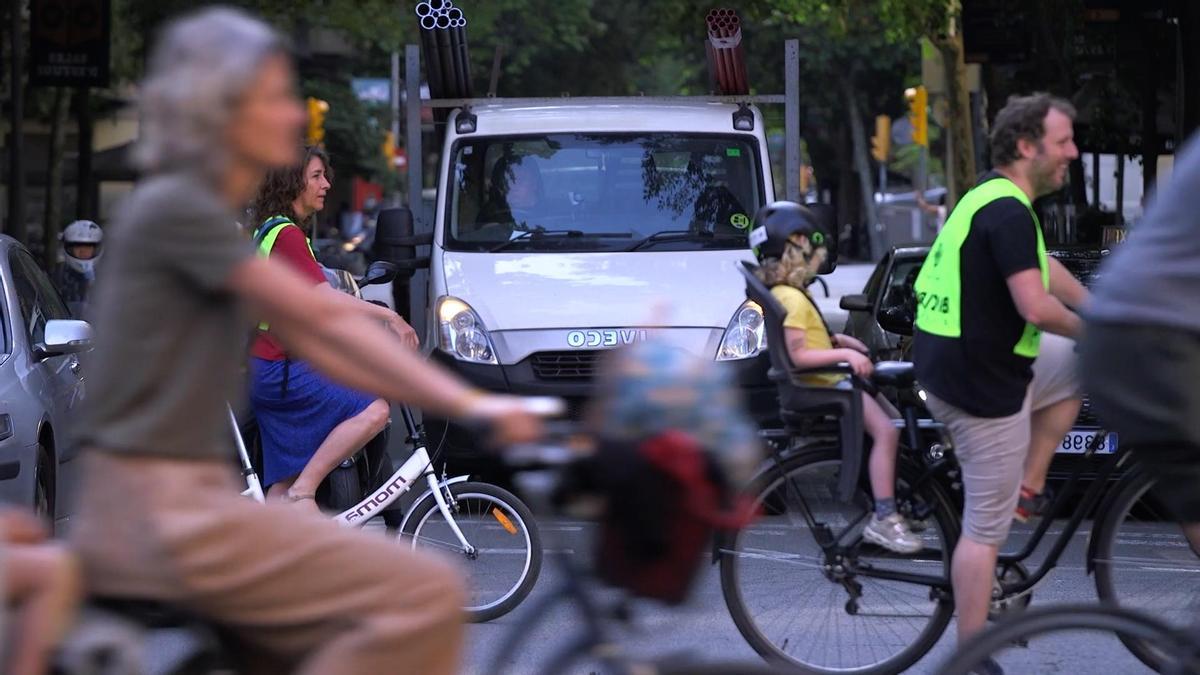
840, 245, 1115, 479
0, 235, 92, 525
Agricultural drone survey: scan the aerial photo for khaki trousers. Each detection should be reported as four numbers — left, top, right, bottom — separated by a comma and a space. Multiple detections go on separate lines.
70, 451, 464, 675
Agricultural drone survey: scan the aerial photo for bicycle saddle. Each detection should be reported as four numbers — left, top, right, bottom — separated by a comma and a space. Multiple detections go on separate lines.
873, 361, 916, 388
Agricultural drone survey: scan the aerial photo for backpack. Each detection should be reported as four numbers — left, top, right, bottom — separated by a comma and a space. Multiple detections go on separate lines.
563, 340, 762, 604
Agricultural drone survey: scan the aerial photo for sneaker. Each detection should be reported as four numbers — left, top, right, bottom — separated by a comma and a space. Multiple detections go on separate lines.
1014, 485, 1053, 523
970, 657, 1005, 675
863, 513, 924, 554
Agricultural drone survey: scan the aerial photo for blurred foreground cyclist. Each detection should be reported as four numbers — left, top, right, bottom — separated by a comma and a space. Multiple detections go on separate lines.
1081, 130, 1200, 556
69, 8, 541, 674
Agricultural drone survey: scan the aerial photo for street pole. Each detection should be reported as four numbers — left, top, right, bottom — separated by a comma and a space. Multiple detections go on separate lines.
390, 51, 401, 143
390, 51, 401, 203
918, 145, 928, 234
77, 88, 94, 219
8, 0, 27, 242
404, 44, 423, 231
784, 39, 801, 203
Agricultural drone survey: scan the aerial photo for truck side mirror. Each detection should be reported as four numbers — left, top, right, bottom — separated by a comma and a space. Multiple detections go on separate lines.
375, 207, 432, 278
807, 203, 838, 275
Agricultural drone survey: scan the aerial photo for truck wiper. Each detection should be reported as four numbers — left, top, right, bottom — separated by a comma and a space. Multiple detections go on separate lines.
625, 229, 745, 252
488, 228, 631, 253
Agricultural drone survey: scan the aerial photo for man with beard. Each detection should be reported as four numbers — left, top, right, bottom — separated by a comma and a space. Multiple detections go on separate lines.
912, 94, 1089, 672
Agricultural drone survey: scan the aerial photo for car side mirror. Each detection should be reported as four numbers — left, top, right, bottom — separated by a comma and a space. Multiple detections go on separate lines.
375, 207, 431, 278
806, 203, 838, 275
877, 304, 915, 336
35, 320, 93, 360
359, 260, 399, 287
839, 294, 871, 312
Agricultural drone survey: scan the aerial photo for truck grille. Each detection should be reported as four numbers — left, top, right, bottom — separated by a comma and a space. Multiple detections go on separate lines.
531, 351, 603, 380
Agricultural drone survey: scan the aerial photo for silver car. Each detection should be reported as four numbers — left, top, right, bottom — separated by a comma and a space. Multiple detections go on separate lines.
0, 235, 91, 527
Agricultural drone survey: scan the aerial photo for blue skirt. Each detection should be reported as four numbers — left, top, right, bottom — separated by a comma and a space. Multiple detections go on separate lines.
249, 357, 376, 487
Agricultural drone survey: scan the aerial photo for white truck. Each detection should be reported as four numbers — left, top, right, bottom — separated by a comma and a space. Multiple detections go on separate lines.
384, 44, 811, 472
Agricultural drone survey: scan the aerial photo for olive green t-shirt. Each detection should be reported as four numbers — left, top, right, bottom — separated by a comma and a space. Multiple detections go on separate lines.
77, 172, 254, 458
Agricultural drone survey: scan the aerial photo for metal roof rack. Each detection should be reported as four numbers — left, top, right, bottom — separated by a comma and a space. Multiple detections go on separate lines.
419, 95, 786, 108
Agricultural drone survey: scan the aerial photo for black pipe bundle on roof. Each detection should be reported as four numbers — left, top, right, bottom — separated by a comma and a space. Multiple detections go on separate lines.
415, 0, 474, 100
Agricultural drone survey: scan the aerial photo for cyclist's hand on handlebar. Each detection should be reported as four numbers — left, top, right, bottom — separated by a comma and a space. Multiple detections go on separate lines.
844, 350, 874, 378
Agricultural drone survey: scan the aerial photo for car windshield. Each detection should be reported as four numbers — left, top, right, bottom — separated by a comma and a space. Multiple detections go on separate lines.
446, 133, 763, 253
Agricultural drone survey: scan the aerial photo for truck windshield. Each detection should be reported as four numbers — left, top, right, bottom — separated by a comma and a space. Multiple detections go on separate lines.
446, 133, 763, 253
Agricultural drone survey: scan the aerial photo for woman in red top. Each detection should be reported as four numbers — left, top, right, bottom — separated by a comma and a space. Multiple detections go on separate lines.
249, 146, 418, 508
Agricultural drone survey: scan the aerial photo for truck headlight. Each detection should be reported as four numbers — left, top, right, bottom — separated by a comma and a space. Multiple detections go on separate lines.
0, 414, 11, 442
437, 296, 498, 364
716, 300, 766, 361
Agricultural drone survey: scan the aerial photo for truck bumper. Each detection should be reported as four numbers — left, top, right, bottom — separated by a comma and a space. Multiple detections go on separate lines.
425, 350, 778, 470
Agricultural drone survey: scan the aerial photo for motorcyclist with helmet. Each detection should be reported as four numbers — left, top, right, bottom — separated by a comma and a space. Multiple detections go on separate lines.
51, 220, 104, 317
749, 202, 923, 554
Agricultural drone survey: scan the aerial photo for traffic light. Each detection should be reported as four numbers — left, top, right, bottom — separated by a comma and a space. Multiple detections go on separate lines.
382, 131, 396, 169
306, 97, 330, 147
906, 86, 928, 147
871, 115, 891, 163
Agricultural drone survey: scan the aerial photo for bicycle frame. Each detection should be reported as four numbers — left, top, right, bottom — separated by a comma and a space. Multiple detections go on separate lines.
801, 404, 1127, 598
231, 404, 476, 552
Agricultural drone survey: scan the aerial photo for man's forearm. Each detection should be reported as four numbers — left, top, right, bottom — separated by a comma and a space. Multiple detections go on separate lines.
1034, 295, 1083, 339
1048, 257, 1090, 311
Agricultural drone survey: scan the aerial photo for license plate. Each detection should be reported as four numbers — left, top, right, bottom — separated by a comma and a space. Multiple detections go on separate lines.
1057, 430, 1117, 454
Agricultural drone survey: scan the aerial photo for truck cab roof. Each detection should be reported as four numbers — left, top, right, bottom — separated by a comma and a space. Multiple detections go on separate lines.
449, 101, 765, 136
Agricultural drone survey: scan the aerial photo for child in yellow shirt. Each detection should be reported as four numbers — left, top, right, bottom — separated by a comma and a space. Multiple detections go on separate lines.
750, 202, 922, 554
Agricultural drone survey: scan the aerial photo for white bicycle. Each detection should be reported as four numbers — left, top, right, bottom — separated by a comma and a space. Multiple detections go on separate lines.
230, 399, 555, 622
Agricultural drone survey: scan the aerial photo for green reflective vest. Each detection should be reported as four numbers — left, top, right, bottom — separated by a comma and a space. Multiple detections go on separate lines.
913, 177, 1049, 358
253, 216, 317, 331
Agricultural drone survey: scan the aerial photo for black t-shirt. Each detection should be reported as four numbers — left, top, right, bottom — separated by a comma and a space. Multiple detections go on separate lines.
913, 173, 1042, 417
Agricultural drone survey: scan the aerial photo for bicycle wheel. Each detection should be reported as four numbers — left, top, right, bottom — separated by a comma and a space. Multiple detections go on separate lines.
720, 446, 958, 674
404, 481, 542, 622
936, 604, 1200, 675
1092, 471, 1200, 669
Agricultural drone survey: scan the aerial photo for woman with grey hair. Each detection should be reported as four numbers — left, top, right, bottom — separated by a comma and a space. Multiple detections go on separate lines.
69, 8, 544, 673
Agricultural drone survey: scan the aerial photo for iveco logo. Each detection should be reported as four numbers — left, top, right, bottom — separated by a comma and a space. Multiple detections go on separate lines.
566, 329, 648, 349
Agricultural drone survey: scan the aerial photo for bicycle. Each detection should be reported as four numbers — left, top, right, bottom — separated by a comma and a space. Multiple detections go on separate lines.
935, 604, 1200, 675
483, 425, 790, 675
718, 261, 1199, 674
230, 401, 544, 623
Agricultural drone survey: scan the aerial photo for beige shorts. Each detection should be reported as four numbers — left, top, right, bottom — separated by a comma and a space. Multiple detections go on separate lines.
926, 334, 1080, 546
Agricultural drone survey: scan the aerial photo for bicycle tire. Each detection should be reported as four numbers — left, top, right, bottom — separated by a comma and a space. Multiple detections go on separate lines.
404, 481, 543, 622
1091, 470, 1200, 670
720, 445, 958, 675
935, 604, 1200, 675
321, 461, 363, 512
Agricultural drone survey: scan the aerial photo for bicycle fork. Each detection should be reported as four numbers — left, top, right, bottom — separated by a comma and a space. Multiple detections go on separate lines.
425, 469, 478, 558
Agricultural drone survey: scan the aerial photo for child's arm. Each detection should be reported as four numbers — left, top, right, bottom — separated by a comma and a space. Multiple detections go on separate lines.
832, 333, 870, 354
785, 328, 874, 377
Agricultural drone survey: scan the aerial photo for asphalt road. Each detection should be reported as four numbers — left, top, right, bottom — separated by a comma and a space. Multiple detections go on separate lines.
458, 517, 1175, 674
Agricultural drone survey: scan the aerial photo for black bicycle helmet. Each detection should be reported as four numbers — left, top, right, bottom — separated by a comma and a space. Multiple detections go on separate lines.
749, 201, 827, 262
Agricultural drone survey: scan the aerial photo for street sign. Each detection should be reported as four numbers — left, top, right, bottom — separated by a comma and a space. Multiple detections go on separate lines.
30, 0, 111, 88
352, 78, 392, 104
